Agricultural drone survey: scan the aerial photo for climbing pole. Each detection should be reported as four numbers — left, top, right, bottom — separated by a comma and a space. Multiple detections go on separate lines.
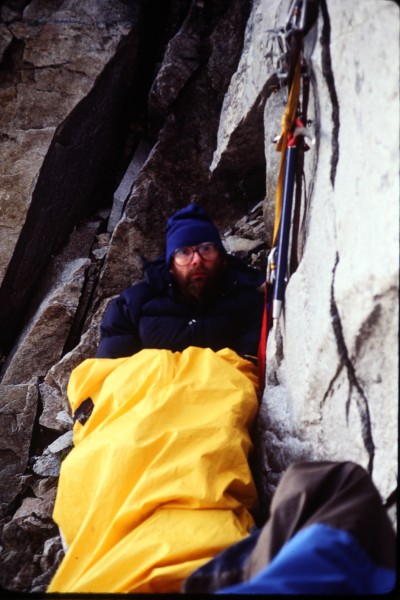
258, 0, 316, 390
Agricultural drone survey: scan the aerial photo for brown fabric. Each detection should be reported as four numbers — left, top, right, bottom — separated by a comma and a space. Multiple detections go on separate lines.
245, 461, 396, 580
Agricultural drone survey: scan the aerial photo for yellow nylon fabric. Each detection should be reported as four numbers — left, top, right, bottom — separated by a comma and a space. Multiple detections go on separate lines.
48, 346, 259, 593
272, 56, 302, 245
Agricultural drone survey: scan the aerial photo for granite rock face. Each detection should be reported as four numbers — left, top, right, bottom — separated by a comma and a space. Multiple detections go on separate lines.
0, 0, 141, 349
0, 382, 37, 517
261, 0, 398, 504
209, 0, 398, 509
0, 0, 398, 592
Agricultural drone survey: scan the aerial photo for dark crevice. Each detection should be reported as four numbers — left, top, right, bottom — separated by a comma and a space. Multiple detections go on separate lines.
0, 35, 25, 80
209, 73, 279, 183
321, 253, 375, 474
319, 0, 340, 188
132, 0, 190, 135
62, 259, 103, 355
383, 487, 397, 509
321, 360, 344, 408
29, 378, 60, 458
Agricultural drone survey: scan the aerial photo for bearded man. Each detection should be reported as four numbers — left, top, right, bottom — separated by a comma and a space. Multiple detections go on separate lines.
96, 203, 265, 362
50, 204, 267, 593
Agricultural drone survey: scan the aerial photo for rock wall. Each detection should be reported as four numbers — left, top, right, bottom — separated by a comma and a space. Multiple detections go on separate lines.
260, 0, 398, 505
0, 0, 398, 592
207, 0, 398, 511
0, 0, 146, 352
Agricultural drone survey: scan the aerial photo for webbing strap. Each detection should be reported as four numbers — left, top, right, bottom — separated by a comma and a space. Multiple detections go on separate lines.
272, 56, 302, 246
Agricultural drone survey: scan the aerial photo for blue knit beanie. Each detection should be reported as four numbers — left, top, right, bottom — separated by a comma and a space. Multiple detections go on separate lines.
166, 203, 223, 265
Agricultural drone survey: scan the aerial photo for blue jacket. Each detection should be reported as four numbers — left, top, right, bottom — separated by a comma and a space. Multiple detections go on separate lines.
96, 255, 265, 360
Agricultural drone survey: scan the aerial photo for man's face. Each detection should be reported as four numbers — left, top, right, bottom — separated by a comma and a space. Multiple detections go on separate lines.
169, 243, 226, 303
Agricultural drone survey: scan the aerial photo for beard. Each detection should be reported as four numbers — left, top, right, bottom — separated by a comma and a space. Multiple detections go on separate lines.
171, 262, 226, 305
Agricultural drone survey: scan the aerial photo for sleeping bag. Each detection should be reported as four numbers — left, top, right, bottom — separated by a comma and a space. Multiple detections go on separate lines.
48, 346, 259, 593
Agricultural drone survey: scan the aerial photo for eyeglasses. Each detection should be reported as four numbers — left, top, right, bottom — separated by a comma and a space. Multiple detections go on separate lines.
172, 242, 220, 266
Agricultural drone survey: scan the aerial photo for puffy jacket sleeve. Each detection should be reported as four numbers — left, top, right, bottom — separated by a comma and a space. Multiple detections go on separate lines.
96, 283, 153, 359
234, 286, 265, 360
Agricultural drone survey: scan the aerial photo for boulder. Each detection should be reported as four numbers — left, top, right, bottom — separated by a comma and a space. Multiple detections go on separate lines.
1, 258, 90, 385
0, 382, 37, 517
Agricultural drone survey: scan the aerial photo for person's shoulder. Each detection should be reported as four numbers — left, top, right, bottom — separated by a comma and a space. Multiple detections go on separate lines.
119, 256, 170, 302
143, 255, 170, 291
119, 280, 151, 301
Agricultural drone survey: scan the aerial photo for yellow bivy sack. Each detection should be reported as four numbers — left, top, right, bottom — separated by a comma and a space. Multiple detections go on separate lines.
48, 346, 259, 593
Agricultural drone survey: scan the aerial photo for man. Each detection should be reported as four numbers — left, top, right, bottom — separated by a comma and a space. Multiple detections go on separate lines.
48, 203, 267, 593
49, 205, 266, 594
96, 202, 265, 362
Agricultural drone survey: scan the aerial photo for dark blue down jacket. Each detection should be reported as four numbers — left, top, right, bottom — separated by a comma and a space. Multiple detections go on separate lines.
96, 254, 265, 360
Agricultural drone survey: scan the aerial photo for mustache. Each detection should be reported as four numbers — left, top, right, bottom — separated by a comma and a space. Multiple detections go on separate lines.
188, 267, 208, 275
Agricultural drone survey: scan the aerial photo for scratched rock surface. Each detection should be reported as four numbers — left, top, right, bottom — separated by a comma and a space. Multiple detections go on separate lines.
0, 0, 398, 593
